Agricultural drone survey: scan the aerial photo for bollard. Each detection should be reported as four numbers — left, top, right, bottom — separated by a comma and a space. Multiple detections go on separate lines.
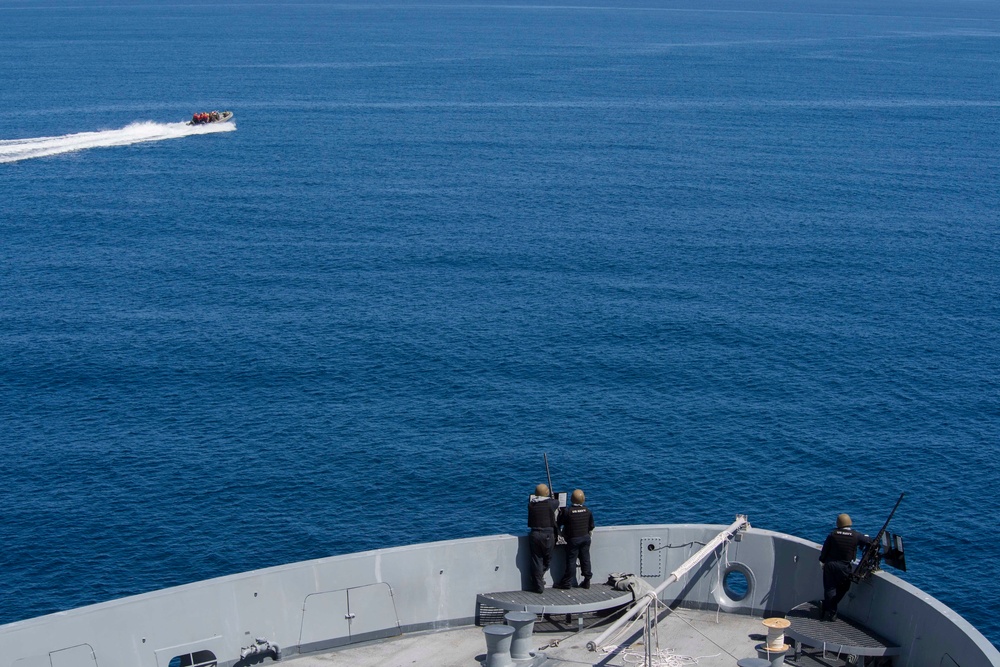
754, 644, 789, 667
484, 624, 516, 667
504, 611, 537, 661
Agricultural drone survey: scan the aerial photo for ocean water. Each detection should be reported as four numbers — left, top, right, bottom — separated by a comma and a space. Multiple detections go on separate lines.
2, 0, 999, 649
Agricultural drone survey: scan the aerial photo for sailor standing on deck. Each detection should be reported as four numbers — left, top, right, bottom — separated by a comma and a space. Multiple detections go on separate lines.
527, 484, 560, 594
555, 489, 594, 589
819, 513, 872, 621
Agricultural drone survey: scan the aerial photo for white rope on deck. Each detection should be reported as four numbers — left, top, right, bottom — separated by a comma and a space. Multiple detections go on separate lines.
601, 601, 722, 666
588, 517, 749, 666
616, 648, 722, 667
587, 516, 749, 653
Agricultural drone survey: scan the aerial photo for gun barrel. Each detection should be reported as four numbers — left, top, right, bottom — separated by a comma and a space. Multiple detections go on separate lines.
543, 453, 554, 497
853, 492, 905, 581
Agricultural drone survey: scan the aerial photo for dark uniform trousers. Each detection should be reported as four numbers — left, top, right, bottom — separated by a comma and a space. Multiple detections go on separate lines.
822, 560, 854, 613
558, 535, 592, 587
557, 504, 594, 588
528, 496, 560, 592
529, 528, 555, 593
819, 527, 870, 617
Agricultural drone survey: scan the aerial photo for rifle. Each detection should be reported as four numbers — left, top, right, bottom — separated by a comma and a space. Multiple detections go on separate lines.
543, 453, 554, 497
852, 492, 905, 582
543, 453, 566, 544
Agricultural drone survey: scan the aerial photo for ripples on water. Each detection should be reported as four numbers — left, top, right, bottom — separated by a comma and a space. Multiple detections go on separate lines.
1, 0, 998, 649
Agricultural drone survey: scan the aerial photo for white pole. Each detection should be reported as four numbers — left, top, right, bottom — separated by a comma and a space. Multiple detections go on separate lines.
586, 515, 748, 652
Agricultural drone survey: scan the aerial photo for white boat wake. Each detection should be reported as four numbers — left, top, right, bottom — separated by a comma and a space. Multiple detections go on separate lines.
0, 120, 236, 164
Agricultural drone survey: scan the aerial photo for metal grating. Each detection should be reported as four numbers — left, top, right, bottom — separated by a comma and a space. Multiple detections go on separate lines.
786, 603, 900, 657
476, 584, 633, 615
474, 603, 623, 633
474, 602, 508, 627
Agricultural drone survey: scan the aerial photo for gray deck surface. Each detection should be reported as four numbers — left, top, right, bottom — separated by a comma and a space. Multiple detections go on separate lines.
478, 583, 635, 614
787, 602, 900, 657
289, 607, 859, 667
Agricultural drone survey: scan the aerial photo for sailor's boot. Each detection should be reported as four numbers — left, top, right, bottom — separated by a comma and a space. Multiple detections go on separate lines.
581, 577, 591, 589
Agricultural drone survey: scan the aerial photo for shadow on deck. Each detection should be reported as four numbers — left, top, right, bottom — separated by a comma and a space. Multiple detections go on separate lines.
784, 602, 899, 666
476, 584, 633, 631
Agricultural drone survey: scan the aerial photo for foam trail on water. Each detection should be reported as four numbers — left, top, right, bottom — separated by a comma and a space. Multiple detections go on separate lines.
0, 120, 236, 163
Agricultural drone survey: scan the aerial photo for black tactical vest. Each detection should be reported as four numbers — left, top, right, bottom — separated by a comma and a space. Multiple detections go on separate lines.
528, 498, 557, 529
821, 528, 864, 563
560, 505, 593, 539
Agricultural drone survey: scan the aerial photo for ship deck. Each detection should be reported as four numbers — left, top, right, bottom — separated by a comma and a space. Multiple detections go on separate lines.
290, 606, 862, 667
477, 583, 635, 616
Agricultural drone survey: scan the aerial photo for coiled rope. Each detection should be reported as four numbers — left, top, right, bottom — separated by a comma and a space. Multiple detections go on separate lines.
593, 536, 741, 666
596, 593, 722, 666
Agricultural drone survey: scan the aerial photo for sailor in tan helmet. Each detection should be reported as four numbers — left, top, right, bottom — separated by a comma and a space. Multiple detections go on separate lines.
818, 513, 872, 621
554, 489, 595, 589
527, 483, 560, 593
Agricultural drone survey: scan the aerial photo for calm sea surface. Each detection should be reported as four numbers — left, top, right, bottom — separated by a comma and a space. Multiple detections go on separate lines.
2, 0, 999, 649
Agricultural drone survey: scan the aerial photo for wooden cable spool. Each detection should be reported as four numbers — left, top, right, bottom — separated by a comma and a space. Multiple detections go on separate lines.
762, 617, 791, 651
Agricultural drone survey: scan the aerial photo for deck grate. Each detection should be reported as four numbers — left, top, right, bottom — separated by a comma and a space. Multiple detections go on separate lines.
785, 602, 900, 658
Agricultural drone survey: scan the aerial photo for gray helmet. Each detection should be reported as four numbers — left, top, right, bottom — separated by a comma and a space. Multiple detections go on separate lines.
571, 489, 585, 504
837, 513, 852, 528
535, 483, 550, 497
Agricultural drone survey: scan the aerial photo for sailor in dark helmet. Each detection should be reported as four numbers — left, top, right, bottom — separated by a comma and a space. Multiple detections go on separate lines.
819, 513, 872, 621
527, 483, 560, 594
555, 488, 595, 589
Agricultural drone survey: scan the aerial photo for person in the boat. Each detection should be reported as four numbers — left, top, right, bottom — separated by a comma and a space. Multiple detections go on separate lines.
554, 488, 594, 590
819, 513, 872, 621
527, 484, 560, 594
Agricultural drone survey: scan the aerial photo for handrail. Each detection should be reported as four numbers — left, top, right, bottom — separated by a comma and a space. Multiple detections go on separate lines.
587, 515, 749, 651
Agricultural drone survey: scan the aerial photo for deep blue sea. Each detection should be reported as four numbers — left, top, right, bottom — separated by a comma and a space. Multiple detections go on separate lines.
2, 0, 999, 649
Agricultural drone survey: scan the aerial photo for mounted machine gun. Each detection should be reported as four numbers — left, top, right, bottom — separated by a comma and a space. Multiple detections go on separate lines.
852, 492, 906, 582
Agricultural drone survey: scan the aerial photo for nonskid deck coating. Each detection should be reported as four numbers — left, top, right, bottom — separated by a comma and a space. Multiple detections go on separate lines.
478, 583, 635, 614
787, 602, 900, 657
288, 607, 857, 667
